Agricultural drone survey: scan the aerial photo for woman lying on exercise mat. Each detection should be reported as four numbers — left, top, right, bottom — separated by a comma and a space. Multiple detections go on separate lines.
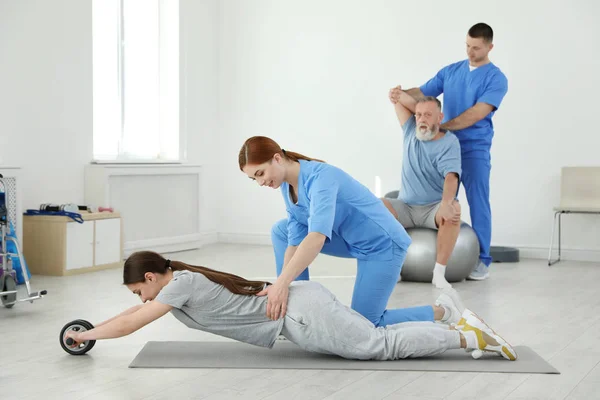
64, 251, 517, 361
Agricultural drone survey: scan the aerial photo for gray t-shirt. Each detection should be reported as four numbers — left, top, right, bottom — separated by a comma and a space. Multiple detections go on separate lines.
154, 270, 284, 348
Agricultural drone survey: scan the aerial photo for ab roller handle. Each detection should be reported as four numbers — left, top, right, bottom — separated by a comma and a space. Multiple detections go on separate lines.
60, 319, 96, 355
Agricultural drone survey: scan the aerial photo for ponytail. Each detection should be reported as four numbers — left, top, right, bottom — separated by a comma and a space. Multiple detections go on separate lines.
169, 260, 269, 296
281, 148, 325, 163
239, 136, 325, 170
123, 251, 269, 296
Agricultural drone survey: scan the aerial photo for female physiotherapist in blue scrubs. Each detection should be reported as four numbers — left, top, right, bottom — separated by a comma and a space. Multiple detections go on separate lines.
239, 136, 434, 327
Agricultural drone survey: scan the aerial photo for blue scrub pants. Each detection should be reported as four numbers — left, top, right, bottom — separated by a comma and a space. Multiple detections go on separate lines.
271, 219, 433, 327
461, 157, 492, 266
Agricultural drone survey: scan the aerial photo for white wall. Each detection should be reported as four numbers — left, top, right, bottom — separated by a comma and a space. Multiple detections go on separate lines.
0, 0, 93, 207
217, 0, 600, 260
0, 0, 220, 238
2, 0, 599, 262
180, 0, 220, 234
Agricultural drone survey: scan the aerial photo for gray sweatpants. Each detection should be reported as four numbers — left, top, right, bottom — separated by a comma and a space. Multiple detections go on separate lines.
281, 281, 461, 360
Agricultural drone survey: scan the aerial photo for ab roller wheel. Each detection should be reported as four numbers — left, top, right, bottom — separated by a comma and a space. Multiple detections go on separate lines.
1, 274, 17, 308
60, 319, 96, 355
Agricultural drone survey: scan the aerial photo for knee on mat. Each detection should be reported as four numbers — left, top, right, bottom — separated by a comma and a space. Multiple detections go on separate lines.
352, 305, 384, 327
364, 312, 385, 327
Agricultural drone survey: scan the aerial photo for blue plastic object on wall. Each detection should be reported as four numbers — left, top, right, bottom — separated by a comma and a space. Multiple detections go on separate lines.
6, 222, 31, 284
0, 191, 6, 223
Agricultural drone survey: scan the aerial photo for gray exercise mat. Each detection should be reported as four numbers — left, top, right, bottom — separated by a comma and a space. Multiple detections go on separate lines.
129, 341, 559, 374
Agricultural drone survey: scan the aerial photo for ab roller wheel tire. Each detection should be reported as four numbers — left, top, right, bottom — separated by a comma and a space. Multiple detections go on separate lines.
1, 274, 17, 308
60, 319, 96, 355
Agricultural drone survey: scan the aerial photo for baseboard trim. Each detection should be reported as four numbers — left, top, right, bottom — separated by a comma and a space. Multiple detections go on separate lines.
124, 232, 218, 257
217, 234, 600, 263
130, 231, 600, 264
217, 232, 271, 246
516, 245, 600, 263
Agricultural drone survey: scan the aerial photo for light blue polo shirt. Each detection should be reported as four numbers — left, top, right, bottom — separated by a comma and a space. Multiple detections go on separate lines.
399, 115, 462, 205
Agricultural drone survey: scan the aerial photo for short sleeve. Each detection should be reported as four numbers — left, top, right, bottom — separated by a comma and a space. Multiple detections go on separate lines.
307, 171, 339, 240
437, 136, 462, 179
402, 115, 417, 137
477, 72, 508, 111
154, 271, 193, 308
420, 66, 447, 97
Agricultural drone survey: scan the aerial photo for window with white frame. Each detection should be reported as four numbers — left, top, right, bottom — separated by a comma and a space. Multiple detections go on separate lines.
92, 0, 180, 163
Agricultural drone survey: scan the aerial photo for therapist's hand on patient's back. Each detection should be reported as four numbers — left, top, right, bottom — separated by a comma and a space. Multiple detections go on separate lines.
257, 281, 289, 320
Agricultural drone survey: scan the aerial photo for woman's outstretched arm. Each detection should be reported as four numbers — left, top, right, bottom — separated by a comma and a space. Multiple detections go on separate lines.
65, 301, 172, 343
93, 304, 145, 327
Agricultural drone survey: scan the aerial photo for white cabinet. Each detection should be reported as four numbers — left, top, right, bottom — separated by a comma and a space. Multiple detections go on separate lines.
94, 218, 122, 266
65, 220, 94, 271
23, 212, 123, 276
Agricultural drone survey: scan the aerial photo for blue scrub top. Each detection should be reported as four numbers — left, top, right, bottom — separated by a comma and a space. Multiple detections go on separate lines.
280, 160, 412, 261
420, 60, 508, 159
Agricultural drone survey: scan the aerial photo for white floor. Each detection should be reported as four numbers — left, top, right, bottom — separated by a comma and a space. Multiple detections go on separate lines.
2, 243, 599, 400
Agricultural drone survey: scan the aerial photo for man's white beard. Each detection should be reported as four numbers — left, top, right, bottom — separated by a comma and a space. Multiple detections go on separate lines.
416, 124, 437, 141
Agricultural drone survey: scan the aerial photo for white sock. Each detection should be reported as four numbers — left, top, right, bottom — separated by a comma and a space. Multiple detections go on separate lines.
460, 330, 479, 350
432, 263, 452, 289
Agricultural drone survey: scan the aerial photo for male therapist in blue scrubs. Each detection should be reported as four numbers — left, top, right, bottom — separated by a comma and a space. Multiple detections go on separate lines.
404, 23, 508, 280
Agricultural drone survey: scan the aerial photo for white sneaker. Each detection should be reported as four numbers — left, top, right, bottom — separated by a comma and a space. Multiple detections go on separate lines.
454, 308, 477, 330
435, 288, 466, 326
461, 313, 517, 361
467, 261, 490, 281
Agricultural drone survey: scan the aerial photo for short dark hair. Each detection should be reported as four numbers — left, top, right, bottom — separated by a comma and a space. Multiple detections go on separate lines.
468, 23, 493, 43
416, 96, 442, 110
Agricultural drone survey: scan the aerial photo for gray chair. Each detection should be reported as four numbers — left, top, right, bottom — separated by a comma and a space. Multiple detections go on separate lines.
548, 167, 600, 266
